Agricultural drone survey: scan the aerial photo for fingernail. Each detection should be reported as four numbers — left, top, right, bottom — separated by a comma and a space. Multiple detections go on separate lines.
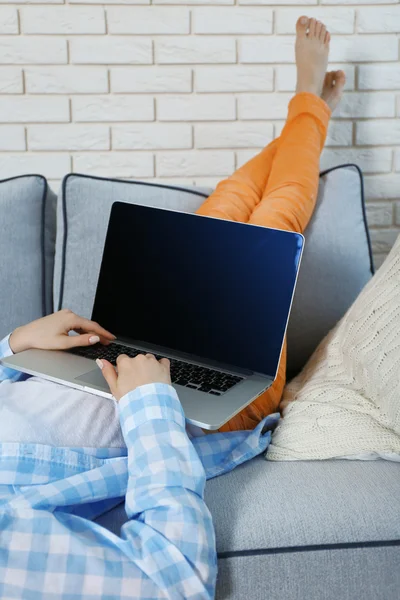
89, 336, 100, 344
96, 359, 104, 370
301, 17, 308, 24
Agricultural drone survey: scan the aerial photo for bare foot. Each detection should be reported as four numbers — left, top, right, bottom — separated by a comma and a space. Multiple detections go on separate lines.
321, 70, 346, 112
295, 16, 330, 97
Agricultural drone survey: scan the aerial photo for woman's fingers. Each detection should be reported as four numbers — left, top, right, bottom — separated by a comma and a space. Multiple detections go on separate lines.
97, 359, 118, 397
62, 332, 101, 349
160, 357, 170, 370
70, 315, 116, 341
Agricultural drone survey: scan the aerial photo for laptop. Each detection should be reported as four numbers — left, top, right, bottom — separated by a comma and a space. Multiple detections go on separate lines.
1, 201, 304, 430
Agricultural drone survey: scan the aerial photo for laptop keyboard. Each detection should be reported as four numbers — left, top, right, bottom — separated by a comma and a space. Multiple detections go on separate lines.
70, 344, 243, 396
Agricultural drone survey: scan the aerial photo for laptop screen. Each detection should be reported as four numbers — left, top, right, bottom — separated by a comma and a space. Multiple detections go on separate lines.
92, 201, 304, 378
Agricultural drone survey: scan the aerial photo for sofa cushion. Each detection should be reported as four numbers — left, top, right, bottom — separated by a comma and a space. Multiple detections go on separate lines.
206, 458, 400, 599
53, 174, 211, 318
94, 457, 400, 599
0, 175, 56, 340
287, 164, 373, 378
54, 166, 373, 375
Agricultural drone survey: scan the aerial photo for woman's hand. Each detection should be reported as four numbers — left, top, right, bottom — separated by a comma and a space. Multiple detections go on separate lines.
99, 353, 171, 401
9, 309, 116, 354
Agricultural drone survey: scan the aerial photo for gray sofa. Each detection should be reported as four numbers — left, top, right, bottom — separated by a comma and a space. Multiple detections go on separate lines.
1, 167, 399, 600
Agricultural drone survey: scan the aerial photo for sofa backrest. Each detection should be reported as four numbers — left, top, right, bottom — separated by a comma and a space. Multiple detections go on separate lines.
53, 166, 373, 377
0, 175, 56, 340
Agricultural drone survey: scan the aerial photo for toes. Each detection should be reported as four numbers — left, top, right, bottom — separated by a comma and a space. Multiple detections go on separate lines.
320, 24, 327, 42
325, 31, 331, 45
334, 70, 346, 89
309, 18, 317, 38
315, 20, 323, 39
296, 16, 309, 37
324, 71, 334, 89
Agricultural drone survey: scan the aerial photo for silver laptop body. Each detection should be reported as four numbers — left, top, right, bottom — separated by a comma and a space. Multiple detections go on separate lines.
1, 202, 304, 430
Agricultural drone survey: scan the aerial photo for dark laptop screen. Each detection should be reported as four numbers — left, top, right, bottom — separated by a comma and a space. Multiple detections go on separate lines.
92, 202, 304, 378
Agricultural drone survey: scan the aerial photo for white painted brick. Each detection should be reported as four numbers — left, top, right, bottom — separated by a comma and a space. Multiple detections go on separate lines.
364, 175, 400, 200
276, 64, 355, 92
25, 67, 108, 94
275, 8, 355, 35
0, 97, 69, 123
47, 180, 61, 194
335, 93, 395, 119
0, 125, 25, 150
28, 124, 109, 150
154, 0, 233, 4
0, 153, 70, 179
111, 67, 191, 93
195, 122, 273, 148
195, 66, 273, 93
321, 148, 392, 175
373, 254, 390, 271
0, 8, 18, 34
155, 38, 235, 64
369, 229, 399, 254
395, 203, 400, 226
151, 176, 216, 190
239, 0, 316, 4
112, 123, 191, 150
394, 150, 400, 172
0, 0, 63, 3
191, 177, 217, 190
236, 149, 261, 168
359, 65, 400, 91
365, 203, 393, 228
193, 8, 272, 34
73, 152, 154, 178
0, 38, 67, 64
322, 0, 396, 4
157, 95, 235, 121
0, 68, 23, 93
238, 93, 292, 120
70, 0, 148, 4
356, 120, 400, 146
107, 7, 189, 34
358, 6, 400, 33
275, 119, 353, 147
330, 35, 397, 62
323, 121, 353, 147
157, 150, 234, 177
70, 38, 152, 65
21, 7, 105, 34
240, 37, 295, 63
72, 96, 154, 122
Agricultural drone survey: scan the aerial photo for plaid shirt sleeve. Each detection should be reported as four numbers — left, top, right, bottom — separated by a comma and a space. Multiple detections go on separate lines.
0, 383, 217, 599
0, 334, 29, 382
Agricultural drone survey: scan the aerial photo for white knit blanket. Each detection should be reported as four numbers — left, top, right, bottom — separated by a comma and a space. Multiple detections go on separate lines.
268, 233, 400, 461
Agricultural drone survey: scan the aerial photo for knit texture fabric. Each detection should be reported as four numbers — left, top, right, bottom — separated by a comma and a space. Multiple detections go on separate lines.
268, 233, 400, 461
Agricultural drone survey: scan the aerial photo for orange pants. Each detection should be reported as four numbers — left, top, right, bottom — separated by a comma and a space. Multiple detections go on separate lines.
197, 92, 331, 432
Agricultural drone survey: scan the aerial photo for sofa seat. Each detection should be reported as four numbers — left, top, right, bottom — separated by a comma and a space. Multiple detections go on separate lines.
205, 457, 400, 599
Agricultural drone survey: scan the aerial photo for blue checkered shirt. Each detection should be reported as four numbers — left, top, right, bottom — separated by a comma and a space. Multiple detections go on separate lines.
0, 336, 277, 599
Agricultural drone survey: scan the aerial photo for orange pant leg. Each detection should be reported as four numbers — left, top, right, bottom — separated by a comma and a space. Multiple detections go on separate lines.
196, 139, 279, 223
219, 93, 331, 432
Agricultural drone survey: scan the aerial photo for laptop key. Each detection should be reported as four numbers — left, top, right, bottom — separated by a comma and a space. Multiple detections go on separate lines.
69, 344, 244, 394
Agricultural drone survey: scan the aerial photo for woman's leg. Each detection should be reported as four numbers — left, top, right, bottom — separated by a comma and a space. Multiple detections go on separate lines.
219, 92, 331, 432
196, 139, 279, 224
197, 16, 345, 432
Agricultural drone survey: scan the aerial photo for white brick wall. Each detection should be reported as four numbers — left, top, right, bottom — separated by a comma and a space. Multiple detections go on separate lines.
0, 2, 399, 266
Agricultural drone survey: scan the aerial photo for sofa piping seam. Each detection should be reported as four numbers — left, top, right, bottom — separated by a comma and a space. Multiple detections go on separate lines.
217, 538, 400, 559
